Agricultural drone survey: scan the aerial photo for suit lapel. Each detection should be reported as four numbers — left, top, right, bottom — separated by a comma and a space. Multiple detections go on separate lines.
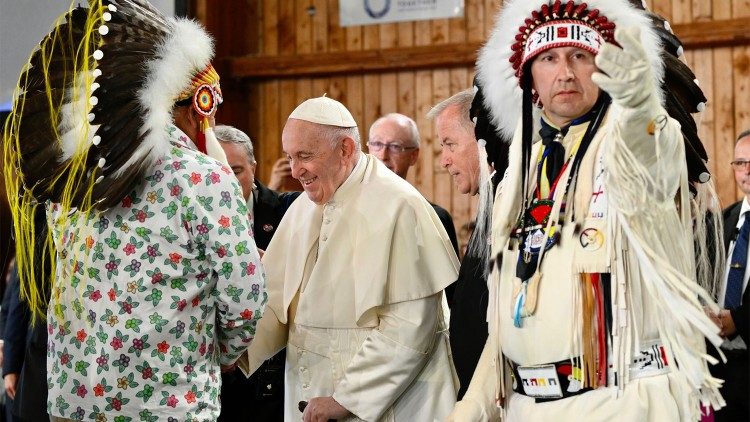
252, 182, 283, 249
724, 202, 742, 251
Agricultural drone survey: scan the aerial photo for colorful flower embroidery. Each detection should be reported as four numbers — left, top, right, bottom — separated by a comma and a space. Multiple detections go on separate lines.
47, 125, 266, 420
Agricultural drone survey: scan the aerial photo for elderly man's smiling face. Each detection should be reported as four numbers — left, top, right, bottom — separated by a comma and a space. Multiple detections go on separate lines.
531, 46, 601, 127
282, 119, 354, 205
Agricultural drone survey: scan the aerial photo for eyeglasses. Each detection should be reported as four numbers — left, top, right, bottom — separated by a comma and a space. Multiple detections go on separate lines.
367, 141, 417, 154
731, 160, 750, 170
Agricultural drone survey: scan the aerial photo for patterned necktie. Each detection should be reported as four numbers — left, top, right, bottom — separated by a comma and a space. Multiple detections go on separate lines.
726, 212, 750, 309
537, 103, 602, 189
538, 121, 566, 187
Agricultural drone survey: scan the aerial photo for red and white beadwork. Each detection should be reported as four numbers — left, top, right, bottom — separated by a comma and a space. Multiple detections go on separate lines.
193, 84, 218, 117
523, 20, 605, 67
509, 0, 617, 77
477, 0, 664, 140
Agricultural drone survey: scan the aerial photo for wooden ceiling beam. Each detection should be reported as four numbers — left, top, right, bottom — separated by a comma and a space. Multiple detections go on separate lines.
675, 17, 750, 49
223, 42, 479, 78
224, 18, 750, 80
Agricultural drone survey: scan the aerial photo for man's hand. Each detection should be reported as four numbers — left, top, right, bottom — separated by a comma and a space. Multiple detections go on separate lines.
591, 27, 654, 110
302, 396, 351, 422
705, 307, 723, 330
268, 158, 292, 191
719, 309, 737, 338
4, 372, 18, 400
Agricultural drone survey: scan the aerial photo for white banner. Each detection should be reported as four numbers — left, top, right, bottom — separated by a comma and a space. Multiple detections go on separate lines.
339, 0, 464, 27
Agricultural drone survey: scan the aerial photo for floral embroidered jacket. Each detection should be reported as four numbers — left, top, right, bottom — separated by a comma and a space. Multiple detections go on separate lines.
46, 125, 266, 421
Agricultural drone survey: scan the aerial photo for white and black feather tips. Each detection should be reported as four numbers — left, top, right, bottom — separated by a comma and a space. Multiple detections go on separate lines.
9, 0, 216, 210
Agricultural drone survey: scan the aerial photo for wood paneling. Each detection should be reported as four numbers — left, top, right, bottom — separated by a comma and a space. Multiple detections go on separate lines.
195, 0, 750, 251
674, 18, 750, 49
227, 43, 480, 77
713, 46, 736, 202
692, 0, 712, 21
673, 0, 692, 23
226, 18, 750, 78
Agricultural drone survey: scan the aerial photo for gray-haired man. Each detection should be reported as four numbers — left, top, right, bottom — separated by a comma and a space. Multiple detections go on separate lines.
368, 113, 459, 255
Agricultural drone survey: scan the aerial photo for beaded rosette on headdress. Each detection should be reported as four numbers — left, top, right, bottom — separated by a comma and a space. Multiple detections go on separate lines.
175, 63, 223, 155
178, 63, 223, 110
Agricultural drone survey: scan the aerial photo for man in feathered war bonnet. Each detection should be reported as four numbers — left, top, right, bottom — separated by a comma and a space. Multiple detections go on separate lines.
3, 1, 266, 421
448, 0, 728, 420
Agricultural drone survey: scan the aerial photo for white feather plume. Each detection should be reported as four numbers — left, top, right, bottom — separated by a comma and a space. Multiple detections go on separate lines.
113, 18, 215, 177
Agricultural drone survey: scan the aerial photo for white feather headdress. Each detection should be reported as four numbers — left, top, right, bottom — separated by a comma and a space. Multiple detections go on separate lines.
477, 0, 664, 140
6, 0, 219, 211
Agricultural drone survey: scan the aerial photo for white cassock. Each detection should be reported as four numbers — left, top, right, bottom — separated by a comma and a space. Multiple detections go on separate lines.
239, 153, 460, 421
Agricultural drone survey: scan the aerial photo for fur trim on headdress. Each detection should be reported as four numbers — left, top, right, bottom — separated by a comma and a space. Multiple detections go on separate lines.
477, 0, 664, 140
118, 18, 215, 177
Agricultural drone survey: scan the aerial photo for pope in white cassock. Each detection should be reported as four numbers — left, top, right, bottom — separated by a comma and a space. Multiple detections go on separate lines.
239, 96, 460, 422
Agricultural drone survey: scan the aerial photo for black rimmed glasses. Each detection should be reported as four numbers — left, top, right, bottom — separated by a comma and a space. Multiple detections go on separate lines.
367, 141, 417, 154
731, 160, 750, 170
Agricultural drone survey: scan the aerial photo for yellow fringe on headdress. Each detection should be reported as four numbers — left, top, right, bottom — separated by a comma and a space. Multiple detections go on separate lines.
2, 1, 106, 321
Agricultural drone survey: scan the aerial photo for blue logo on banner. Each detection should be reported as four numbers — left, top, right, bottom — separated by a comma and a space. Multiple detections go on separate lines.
364, 0, 391, 18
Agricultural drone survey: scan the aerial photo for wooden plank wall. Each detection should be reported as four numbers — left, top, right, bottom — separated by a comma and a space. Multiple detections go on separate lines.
652, 0, 750, 205
195, 0, 750, 254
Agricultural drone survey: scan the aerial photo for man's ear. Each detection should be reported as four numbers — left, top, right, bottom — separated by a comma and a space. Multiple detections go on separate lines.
172, 105, 191, 134
408, 148, 420, 166
340, 136, 357, 159
187, 106, 201, 128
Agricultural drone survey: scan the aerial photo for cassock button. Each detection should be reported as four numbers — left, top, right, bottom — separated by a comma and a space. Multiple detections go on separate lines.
322, 235, 328, 241
262, 224, 273, 232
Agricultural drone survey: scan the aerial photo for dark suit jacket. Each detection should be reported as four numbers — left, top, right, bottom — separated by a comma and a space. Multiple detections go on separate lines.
448, 180, 498, 399
252, 182, 301, 250
430, 202, 458, 255
11, 303, 48, 422
713, 201, 750, 421
219, 182, 299, 421
449, 225, 489, 399
1, 270, 27, 379
723, 201, 749, 342
2, 209, 51, 421
0, 272, 10, 344
429, 202, 459, 308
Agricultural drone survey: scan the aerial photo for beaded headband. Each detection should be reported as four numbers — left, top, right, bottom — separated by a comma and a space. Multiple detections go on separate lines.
510, 0, 616, 78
